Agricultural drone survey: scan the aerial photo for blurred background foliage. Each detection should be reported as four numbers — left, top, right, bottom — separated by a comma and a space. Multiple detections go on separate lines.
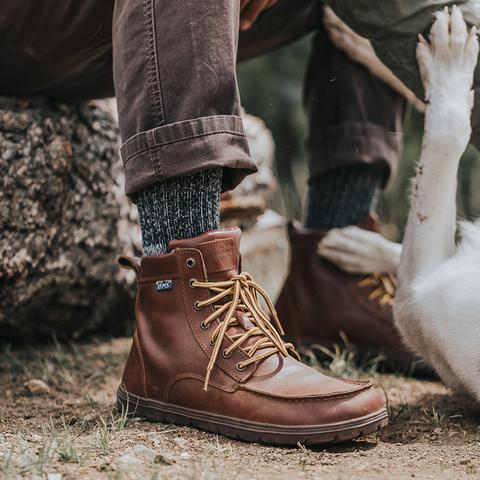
238, 36, 480, 241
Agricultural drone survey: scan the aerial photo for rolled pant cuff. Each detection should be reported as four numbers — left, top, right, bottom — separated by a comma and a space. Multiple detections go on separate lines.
307, 122, 403, 188
121, 115, 256, 197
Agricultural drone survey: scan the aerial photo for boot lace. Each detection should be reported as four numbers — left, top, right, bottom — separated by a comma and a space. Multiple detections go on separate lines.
191, 272, 298, 391
358, 272, 397, 306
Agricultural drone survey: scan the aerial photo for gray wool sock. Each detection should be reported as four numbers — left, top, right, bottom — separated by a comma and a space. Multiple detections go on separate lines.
136, 168, 222, 256
304, 165, 385, 230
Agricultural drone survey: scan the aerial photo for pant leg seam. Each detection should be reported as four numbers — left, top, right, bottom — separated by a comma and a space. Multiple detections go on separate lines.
146, 130, 162, 178
308, 122, 403, 150
143, 0, 166, 126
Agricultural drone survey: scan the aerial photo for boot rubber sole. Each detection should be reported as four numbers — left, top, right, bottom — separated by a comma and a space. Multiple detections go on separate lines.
116, 385, 388, 446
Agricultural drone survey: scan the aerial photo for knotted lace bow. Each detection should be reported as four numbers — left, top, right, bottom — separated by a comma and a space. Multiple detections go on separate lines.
358, 272, 397, 306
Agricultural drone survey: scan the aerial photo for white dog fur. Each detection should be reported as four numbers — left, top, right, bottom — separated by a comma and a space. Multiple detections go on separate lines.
319, 7, 480, 399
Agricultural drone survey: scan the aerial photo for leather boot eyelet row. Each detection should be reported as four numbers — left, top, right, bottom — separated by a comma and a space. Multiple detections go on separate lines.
189, 278, 197, 288
186, 258, 196, 268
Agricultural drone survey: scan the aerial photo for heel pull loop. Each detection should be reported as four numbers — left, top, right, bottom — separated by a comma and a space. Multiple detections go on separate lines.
117, 255, 141, 281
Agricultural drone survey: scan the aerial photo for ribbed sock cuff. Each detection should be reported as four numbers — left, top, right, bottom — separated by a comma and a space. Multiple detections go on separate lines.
304, 165, 385, 230
136, 168, 222, 255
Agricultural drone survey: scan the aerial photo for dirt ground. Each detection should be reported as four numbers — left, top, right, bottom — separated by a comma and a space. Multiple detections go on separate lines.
1, 337, 480, 480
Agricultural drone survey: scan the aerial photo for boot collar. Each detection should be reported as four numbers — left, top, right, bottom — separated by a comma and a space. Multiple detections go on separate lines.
169, 227, 241, 281
119, 228, 242, 281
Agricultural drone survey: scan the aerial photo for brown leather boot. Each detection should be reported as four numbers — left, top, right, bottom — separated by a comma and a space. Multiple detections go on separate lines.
117, 227, 387, 445
276, 221, 411, 366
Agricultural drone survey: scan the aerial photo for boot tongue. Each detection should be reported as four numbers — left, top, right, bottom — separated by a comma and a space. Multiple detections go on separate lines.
171, 228, 287, 371
168, 228, 241, 280
170, 227, 270, 350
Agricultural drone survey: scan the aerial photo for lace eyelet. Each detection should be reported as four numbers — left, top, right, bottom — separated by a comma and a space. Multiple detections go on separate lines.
194, 301, 202, 311
186, 258, 196, 268
222, 350, 232, 359
236, 363, 246, 371
200, 320, 209, 330
189, 278, 197, 288
209, 338, 216, 346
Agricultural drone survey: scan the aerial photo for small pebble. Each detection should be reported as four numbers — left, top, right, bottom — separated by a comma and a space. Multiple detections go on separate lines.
47, 474, 62, 480
154, 454, 176, 465
24, 379, 50, 395
117, 453, 142, 467
133, 444, 156, 460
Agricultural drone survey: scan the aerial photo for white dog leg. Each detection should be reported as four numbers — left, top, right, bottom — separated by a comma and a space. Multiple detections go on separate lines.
399, 7, 478, 285
393, 7, 480, 392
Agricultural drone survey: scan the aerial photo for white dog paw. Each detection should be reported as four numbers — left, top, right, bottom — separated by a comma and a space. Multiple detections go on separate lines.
318, 226, 401, 274
418, 6, 478, 98
417, 6, 479, 153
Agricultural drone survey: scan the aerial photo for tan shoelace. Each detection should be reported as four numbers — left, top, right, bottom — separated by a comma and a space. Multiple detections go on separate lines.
358, 272, 397, 306
191, 272, 298, 391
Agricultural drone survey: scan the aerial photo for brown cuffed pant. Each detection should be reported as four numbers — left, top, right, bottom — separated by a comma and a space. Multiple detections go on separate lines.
0, 0, 405, 198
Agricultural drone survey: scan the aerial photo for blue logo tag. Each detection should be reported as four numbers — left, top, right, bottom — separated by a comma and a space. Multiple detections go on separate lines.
155, 280, 173, 292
